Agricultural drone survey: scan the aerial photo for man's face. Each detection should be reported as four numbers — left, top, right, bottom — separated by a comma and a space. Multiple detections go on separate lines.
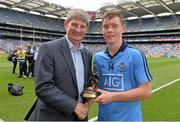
102, 16, 125, 45
64, 19, 88, 45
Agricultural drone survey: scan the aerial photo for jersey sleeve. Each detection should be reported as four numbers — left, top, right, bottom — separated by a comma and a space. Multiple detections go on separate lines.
133, 50, 152, 85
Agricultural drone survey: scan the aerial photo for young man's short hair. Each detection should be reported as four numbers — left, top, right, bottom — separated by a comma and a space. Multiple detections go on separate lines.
102, 11, 126, 25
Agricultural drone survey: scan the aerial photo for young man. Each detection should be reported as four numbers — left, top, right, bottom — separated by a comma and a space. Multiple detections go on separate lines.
94, 11, 152, 121
26, 9, 92, 121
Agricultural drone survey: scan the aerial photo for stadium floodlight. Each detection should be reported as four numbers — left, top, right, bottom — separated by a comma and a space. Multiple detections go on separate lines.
125, 16, 138, 20
118, 0, 139, 5
157, 12, 172, 17
101, 0, 139, 8
141, 14, 155, 18
11, 7, 25, 12
29, 11, 41, 15
0, 4, 7, 8
176, 11, 180, 15
45, 14, 59, 18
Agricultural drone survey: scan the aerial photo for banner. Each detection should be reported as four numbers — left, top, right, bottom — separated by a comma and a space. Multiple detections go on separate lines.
87, 11, 96, 21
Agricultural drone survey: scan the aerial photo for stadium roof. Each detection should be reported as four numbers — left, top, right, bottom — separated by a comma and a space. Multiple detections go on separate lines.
98, 0, 180, 19
0, 0, 180, 20
0, 0, 70, 17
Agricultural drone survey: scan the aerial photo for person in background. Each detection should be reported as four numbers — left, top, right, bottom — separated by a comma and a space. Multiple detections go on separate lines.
32, 46, 38, 61
26, 45, 34, 77
11, 48, 18, 74
17, 46, 28, 78
26, 9, 92, 121
94, 11, 152, 121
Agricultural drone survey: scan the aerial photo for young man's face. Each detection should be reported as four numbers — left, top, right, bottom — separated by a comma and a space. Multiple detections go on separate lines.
64, 19, 88, 45
102, 16, 125, 45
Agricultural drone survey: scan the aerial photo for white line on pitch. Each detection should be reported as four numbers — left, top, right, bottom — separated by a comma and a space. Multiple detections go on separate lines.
152, 78, 180, 93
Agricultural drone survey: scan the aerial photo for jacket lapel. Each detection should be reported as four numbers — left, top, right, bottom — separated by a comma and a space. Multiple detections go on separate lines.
81, 49, 88, 89
59, 38, 78, 89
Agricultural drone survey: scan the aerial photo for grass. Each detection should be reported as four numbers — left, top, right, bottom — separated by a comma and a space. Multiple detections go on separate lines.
148, 57, 180, 89
142, 80, 180, 120
0, 53, 180, 120
0, 53, 36, 121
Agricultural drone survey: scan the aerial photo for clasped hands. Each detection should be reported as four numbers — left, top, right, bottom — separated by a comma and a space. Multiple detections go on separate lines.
74, 89, 112, 120
74, 102, 89, 120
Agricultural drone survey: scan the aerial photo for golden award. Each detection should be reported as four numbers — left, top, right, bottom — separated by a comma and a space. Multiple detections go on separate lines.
82, 56, 99, 100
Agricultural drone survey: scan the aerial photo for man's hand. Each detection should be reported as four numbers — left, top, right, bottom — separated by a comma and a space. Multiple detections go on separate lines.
74, 103, 88, 120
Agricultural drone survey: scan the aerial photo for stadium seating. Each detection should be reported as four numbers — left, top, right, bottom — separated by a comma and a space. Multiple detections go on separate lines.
0, 8, 65, 31
0, 7, 180, 58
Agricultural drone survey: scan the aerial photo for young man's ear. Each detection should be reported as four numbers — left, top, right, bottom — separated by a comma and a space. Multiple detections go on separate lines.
121, 24, 126, 33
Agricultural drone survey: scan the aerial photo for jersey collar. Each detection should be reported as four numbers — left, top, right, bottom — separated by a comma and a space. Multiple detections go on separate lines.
105, 41, 127, 59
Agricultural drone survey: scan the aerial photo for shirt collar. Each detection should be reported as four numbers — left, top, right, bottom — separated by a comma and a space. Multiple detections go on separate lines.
65, 35, 84, 51
105, 41, 127, 59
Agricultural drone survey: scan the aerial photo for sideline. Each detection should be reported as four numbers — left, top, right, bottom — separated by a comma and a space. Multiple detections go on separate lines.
89, 78, 180, 122
152, 78, 180, 93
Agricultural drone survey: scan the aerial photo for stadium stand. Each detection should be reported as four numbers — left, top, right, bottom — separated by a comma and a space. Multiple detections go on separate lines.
0, 0, 180, 58
0, 7, 65, 31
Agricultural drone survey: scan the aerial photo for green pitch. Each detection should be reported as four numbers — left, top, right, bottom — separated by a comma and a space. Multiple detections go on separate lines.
0, 53, 180, 121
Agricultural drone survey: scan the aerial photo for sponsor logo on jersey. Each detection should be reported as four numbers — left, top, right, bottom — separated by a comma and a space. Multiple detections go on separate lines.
102, 74, 124, 91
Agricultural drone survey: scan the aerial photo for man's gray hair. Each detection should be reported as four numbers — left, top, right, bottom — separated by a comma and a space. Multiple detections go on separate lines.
66, 9, 89, 27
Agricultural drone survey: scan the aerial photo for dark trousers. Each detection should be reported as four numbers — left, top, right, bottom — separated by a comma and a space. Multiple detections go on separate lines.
12, 60, 17, 73
27, 61, 34, 77
19, 62, 27, 77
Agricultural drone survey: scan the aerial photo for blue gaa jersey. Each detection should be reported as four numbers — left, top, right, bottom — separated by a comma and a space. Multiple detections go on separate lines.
94, 42, 152, 121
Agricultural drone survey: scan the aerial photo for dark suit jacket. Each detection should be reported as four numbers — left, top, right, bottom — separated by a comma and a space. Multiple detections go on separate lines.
28, 37, 92, 121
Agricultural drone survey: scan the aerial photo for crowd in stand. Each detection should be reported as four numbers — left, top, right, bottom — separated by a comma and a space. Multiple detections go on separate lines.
84, 43, 106, 53
0, 39, 32, 52
1, 39, 179, 58
84, 42, 180, 58
0, 39, 41, 52
133, 43, 180, 57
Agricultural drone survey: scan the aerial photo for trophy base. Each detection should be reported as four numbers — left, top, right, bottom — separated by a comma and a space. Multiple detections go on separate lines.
82, 91, 97, 99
